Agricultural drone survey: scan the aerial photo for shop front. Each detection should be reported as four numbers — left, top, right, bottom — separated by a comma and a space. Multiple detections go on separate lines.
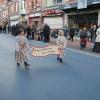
61, 0, 100, 29
43, 9, 64, 29
10, 15, 19, 26
68, 12, 98, 29
29, 13, 42, 27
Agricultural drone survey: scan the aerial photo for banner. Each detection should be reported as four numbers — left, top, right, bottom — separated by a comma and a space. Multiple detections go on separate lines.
32, 45, 59, 57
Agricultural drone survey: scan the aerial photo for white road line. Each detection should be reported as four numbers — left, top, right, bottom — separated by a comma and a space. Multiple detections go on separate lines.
66, 48, 100, 58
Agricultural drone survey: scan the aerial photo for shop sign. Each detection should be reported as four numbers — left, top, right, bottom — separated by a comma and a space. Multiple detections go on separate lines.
77, 0, 87, 9
63, 5, 72, 9
29, 13, 41, 18
43, 5, 60, 11
43, 9, 62, 16
10, 16, 19, 21
60, 0, 77, 10
88, 0, 100, 5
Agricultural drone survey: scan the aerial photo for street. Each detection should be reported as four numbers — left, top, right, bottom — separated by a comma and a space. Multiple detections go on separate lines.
0, 33, 100, 100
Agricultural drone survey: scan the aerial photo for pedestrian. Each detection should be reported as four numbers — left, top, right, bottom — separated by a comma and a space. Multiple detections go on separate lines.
89, 24, 94, 42
80, 27, 87, 49
6, 24, 8, 34
43, 23, 50, 42
87, 30, 91, 42
63, 26, 68, 38
92, 25, 97, 42
26, 25, 32, 40
32, 25, 37, 40
68, 28, 75, 42
11, 25, 16, 36
56, 30, 67, 63
92, 25, 100, 53
51, 29, 58, 39
37, 24, 44, 41
15, 28, 31, 69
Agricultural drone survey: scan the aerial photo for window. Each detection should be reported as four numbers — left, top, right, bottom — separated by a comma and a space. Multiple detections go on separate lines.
53, 0, 62, 4
54, 0, 56, 3
15, 2, 18, 12
57, 0, 62, 3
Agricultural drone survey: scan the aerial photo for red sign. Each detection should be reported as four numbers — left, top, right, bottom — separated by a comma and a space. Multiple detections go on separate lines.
43, 9, 62, 16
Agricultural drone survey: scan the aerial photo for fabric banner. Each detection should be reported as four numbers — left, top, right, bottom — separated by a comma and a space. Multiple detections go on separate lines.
32, 45, 59, 57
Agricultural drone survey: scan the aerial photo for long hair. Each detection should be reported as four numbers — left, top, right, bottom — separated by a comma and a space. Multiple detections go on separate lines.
18, 28, 24, 35
58, 30, 64, 36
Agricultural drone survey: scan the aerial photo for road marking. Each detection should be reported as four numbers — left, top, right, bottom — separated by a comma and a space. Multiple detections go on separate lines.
66, 48, 100, 58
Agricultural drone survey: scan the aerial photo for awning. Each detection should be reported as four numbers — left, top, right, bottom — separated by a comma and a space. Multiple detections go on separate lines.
42, 5, 61, 11
60, 0, 100, 11
60, 2, 77, 10
87, 0, 100, 5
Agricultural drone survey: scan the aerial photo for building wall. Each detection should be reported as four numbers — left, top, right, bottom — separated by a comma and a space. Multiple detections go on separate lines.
42, 0, 53, 7
0, 0, 7, 25
25, 0, 42, 14
0, 0, 6, 5
42, 0, 65, 8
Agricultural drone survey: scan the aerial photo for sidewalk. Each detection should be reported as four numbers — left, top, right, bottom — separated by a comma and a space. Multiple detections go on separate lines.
50, 37, 94, 53
67, 39, 93, 52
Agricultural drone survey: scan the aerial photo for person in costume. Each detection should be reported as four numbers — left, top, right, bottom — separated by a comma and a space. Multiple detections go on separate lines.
15, 28, 31, 69
56, 30, 67, 63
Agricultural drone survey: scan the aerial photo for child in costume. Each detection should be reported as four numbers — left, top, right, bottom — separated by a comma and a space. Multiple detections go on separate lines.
15, 28, 31, 69
56, 30, 67, 63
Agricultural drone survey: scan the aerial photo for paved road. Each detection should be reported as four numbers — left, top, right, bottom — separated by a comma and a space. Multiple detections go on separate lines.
0, 34, 100, 100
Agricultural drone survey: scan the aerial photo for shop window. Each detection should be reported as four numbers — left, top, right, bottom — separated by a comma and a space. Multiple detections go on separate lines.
68, 13, 98, 29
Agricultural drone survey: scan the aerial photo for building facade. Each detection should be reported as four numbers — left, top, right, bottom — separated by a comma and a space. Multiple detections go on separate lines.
0, 0, 8, 26
42, 0, 64, 29
25, 0, 42, 27
42, 0, 100, 30
8, 0, 19, 26
0, 0, 100, 28
61, 0, 100, 29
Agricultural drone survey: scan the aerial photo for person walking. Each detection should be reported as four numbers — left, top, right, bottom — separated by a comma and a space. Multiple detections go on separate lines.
43, 23, 50, 42
15, 28, 31, 69
56, 30, 67, 63
89, 24, 94, 42
26, 25, 32, 40
38, 24, 44, 41
92, 25, 100, 53
80, 27, 87, 49
92, 25, 97, 42
68, 28, 75, 42
32, 25, 37, 40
